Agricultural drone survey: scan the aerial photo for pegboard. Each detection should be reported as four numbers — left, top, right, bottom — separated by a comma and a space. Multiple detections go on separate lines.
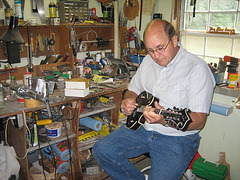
0, 25, 71, 60
0, 23, 114, 82
70, 24, 114, 52
0, 25, 73, 81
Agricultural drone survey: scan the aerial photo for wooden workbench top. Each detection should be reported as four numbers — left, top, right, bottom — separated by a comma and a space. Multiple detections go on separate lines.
0, 84, 127, 118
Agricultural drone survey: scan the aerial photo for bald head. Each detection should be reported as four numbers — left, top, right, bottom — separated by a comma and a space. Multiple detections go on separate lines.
143, 19, 179, 67
143, 20, 176, 43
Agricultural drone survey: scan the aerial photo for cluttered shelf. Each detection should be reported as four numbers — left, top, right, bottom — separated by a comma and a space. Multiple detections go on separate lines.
61, 22, 114, 27
1, 83, 127, 179
0, 82, 127, 118
210, 55, 239, 98
29, 130, 75, 153
79, 103, 116, 118
214, 86, 240, 98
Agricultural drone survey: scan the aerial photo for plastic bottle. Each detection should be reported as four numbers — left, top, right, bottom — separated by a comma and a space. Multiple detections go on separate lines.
14, 0, 23, 20
24, 72, 32, 87
0, 84, 5, 109
10, 76, 18, 95
216, 152, 230, 180
49, 0, 57, 18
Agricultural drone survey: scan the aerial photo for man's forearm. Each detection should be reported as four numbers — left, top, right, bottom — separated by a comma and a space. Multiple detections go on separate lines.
123, 90, 138, 100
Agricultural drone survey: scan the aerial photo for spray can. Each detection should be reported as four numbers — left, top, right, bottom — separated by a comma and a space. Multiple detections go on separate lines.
14, 0, 23, 20
49, 0, 57, 18
42, 146, 70, 174
92, 8, 96, 16
51, 141, 73, 161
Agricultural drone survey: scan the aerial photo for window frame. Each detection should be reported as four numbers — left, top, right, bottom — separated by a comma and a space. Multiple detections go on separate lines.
179, 0, 240, 62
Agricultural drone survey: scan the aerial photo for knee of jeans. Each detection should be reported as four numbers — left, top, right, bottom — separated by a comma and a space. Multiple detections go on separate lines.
92, 141, 100, 158
92, 140, 109, 159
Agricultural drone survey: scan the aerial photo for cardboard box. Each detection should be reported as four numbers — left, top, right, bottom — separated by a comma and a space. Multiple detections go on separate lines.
65, 87, 89, 97
65, 78, 89, 89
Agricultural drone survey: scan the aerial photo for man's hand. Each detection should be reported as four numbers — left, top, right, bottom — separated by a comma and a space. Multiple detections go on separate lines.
121, 98, 138, 116
143, 101, 167, 125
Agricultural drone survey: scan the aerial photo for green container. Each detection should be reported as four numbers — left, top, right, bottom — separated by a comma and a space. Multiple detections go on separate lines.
192, 157, 228, 180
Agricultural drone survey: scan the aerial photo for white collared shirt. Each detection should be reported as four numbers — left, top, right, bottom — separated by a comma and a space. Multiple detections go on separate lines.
128, 45, 216, 136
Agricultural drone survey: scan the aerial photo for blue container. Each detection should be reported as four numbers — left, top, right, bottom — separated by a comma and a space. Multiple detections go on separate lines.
42, 146, 70, 174
130, 55, 144, 64
51, 142, 73, 161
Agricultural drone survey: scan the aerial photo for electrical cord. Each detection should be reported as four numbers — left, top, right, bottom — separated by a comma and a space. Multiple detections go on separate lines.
77, 29, 98, 41
33, 110, 47, 180
62, 115, 74, 180
4, 110, 31, 160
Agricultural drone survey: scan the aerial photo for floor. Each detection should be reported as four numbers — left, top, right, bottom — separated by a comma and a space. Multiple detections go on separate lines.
102, 157, 197, 180
103, 157, 151, 180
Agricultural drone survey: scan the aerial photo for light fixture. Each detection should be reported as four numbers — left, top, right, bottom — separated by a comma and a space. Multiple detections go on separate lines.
0, 15, 25, 44
0, 16, 25, 65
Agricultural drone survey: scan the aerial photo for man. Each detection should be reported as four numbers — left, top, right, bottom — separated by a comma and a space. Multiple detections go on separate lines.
92, 19, 215, 180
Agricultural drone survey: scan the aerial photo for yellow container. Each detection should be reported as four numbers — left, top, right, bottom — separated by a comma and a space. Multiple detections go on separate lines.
226, 72, 238, 88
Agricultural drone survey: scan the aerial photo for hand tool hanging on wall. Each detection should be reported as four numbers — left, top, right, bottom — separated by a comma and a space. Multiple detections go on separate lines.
27, 25, 33, 72
139, 0, 143, 31
34, 35, 40, 58
69, 27, 80, 60
134, 30, 141, 66
36, 0, 45, 24
123, 0, 139, 20
37, 34, 45, 52
30, 33, 34, 57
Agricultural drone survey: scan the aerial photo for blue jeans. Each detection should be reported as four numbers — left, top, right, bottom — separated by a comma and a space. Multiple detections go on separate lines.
92, 125, 200, 180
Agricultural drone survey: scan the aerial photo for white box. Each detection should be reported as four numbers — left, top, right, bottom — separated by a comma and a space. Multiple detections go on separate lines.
65, 78, 89, 90
64, 87, 89, 97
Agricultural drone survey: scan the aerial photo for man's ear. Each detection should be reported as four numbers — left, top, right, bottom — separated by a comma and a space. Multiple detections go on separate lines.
172, 35, 179, 47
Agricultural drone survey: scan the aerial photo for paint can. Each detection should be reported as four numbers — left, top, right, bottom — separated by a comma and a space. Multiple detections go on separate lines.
226, 72, 239, 88
45, 122, 62, 138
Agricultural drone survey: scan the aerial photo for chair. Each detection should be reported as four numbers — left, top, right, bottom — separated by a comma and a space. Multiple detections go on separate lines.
141, 152, 201, 179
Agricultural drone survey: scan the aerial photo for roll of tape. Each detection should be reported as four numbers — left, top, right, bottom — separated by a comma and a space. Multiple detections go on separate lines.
210, 102, 233, 116
79, 117, 102, 131
80, 42, 87, 52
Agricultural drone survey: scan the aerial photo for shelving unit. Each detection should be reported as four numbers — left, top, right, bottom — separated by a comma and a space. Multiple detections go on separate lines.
0, 21, 125, 179
0, 87, 126, 180
79, 103, 116, 119
28, 131, 76, 152
3, 99, 82, 179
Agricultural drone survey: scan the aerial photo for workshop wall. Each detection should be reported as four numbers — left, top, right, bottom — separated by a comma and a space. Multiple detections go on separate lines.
1, 1, 239, 179
199, 93, 240, 180
119, 0, 172, 40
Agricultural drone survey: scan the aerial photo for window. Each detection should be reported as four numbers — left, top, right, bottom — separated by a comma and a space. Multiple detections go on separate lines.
179, 0, 240, 64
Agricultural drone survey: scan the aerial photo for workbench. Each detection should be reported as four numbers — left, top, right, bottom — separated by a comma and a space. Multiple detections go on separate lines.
0, 84, 127, 180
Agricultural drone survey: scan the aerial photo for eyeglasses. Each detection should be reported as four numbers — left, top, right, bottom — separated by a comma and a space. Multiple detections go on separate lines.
146, 38, 172, 55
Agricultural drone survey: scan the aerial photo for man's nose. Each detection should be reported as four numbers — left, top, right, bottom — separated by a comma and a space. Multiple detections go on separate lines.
152, 50, 161, 58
